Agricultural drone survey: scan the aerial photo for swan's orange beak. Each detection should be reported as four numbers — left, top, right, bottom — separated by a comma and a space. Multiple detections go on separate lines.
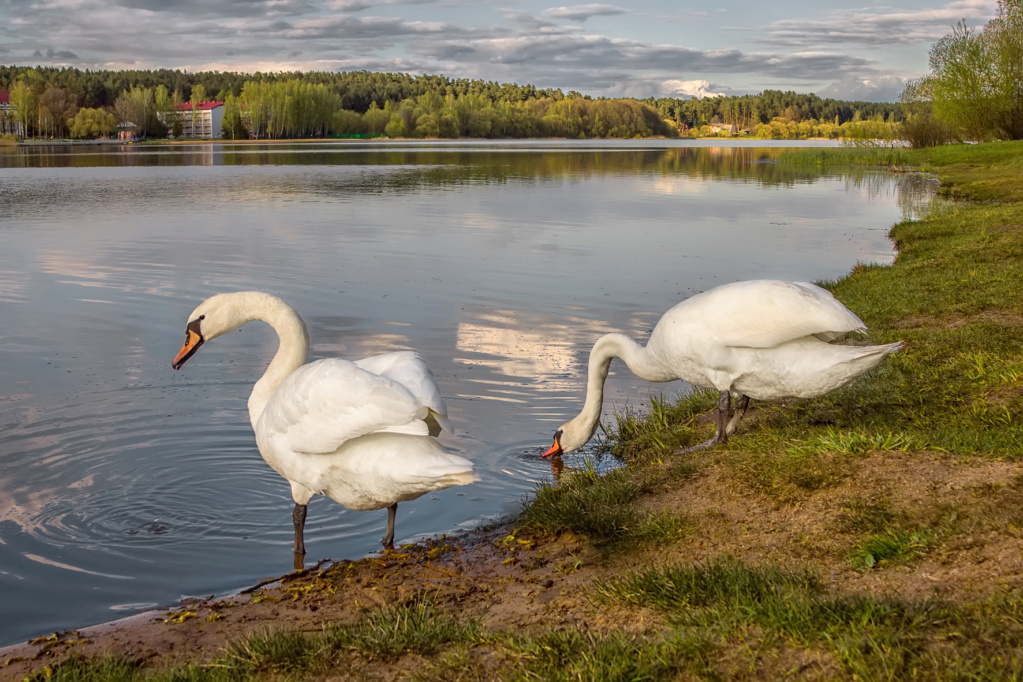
542, 430, 563, 458
172, 327, 204, 370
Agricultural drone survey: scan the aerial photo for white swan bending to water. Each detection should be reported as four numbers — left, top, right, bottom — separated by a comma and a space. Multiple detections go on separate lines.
543, 280, 904, 458
172, 291, 475, 555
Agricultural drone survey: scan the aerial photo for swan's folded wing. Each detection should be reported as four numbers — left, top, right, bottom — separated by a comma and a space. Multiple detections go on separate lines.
258, 358, 429, 455
355, 351, 453, 432
692, 281, 867, 348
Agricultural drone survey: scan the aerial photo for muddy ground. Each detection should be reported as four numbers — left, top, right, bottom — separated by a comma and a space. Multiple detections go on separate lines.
3, 449, 1021, 680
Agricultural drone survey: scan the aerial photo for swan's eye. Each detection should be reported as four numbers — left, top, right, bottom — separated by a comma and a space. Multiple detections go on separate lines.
199, 315, 205, 320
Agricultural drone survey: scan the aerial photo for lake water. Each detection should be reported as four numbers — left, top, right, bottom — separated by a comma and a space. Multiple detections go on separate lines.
0, 139, 935, 645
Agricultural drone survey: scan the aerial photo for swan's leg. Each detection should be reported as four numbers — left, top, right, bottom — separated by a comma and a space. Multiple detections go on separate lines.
381, 503, 398, 550
725, 394, 750, 437
292, 503, 307, 555
679, 390, 732, 454
713, 390, 731, 445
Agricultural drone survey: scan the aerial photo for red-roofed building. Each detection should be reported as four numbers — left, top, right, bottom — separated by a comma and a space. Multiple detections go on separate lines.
0, 90, 20, 136
158, 101, 225, 139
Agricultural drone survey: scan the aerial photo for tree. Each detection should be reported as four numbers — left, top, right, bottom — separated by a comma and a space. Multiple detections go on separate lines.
38, 86, 78, 138
68, 107, 117, 138
989, 0, 1023, 138
221, 93, 248, 139
911, 0, 1023, 140
8, 80, 35, 138
189, 84, 207, 136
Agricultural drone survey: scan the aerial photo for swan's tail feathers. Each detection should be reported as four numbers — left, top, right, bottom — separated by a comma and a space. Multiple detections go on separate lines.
873, 340, 905, 358
421, 454, 476, 486
442, 470, 478, 486
843, 340, 904, 377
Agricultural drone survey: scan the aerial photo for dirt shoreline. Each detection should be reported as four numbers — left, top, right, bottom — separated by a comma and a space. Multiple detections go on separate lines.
4, 450, 1023, 680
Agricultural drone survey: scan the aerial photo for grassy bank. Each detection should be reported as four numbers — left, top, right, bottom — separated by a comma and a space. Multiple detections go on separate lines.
13, 141, 1023, 682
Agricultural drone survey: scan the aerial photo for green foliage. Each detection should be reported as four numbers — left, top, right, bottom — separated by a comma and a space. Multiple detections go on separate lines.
67, 107, 117, 139
2, 65, 914, 141
219, 94, 247, 140
649, 89, 900, 133
910, 0, 1023, 141
113, 85, 166, 138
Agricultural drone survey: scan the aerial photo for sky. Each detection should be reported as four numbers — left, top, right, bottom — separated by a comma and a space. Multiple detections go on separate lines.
0, 0, 1002, 102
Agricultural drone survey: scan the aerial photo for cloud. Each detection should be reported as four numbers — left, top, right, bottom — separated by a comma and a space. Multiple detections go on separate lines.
32, 47, 80, 60
661, 79, 724, 99
541, 4, 627, 22
759, 0, 999, 49
818, 74, 908, 103
0, 0, 948, 100
114, 0, 317, 18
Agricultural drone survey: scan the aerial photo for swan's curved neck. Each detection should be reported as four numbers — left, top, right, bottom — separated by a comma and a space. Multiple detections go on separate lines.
244, 296, 309, 428
567, 332, 664, 444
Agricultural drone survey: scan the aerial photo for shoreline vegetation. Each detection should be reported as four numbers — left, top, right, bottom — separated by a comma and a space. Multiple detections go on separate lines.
2, 140, 1021, 680
1, 67, 903, 143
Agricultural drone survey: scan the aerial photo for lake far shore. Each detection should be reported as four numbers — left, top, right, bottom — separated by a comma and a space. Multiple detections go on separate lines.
3, 140, 1022, 681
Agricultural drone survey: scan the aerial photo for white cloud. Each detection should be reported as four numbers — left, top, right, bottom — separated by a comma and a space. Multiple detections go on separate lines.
541, 4, 628, 21
760, 0, 999, 49
818, 74, 909, 103
661, 79, 724, 99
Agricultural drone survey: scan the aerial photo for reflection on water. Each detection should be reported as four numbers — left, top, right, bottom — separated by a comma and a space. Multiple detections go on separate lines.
0, 140, 931, 646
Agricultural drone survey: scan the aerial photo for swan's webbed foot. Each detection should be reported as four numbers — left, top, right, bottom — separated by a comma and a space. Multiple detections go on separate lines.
292, 503, 307, 556
681, 391, 750, 454
679, 436, 718, 454
381, 503, 397, 550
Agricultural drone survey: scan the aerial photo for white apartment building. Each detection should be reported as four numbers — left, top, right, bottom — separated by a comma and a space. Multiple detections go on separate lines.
159, 101, 225, 139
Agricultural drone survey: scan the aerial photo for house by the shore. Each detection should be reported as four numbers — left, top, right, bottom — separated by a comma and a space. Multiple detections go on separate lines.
158, 101, 225, 140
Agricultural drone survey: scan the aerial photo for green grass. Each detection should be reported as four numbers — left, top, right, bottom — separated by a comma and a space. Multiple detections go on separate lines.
323, 595, 482, 659
595, 391, 719, 464
596, 558, 1023, 679
502, 628, 715, 681
517, 459, 693, 549
24, 656, 142, 682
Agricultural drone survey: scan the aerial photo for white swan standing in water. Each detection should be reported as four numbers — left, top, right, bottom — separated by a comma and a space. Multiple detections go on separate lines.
543, 280, 904, 458
171, 292, 475, 555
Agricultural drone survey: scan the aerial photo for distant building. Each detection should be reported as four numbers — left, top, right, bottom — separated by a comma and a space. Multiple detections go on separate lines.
0, 90, 22, 137
159, 101, 225, 140
117, 121, 140, 141
708, 123, 738, 136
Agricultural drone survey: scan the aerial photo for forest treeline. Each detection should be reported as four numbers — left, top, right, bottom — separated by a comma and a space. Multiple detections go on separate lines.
0, 65, 902, 141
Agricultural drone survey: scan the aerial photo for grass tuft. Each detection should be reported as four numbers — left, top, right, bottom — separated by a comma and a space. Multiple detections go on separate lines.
23, 656, 142, 682
220, 629, 315, 676
518, 460, 691, 549
325, 595, 481, 660
505, 628, 715, 681
849, 529, 933, 569
596, 556, 823, 614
